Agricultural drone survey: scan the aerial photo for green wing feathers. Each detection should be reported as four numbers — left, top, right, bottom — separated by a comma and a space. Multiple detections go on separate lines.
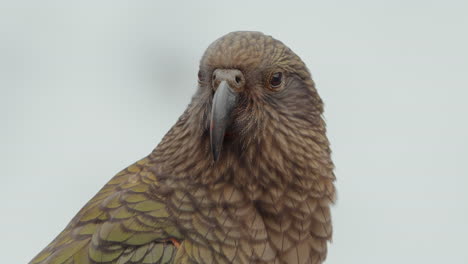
30, 158, 182, 264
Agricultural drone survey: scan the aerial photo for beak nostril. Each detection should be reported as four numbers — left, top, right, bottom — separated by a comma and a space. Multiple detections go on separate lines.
235, 76, 241, 84
213, 74, 216, 80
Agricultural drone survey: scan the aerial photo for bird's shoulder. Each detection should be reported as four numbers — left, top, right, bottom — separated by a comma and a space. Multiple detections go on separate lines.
30, 157, 181, 264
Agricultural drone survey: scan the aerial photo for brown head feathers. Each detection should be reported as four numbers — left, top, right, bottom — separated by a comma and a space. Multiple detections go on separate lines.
151, 31, 334, 193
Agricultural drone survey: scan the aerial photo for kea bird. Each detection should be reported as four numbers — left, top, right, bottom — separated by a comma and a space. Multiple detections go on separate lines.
30, 31, 336, 264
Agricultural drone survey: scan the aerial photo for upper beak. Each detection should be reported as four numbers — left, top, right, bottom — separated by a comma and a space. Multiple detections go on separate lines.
210, 80, 238, 161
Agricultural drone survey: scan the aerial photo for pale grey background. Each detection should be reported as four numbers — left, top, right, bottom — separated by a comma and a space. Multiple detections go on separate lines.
1, 0, 467, 263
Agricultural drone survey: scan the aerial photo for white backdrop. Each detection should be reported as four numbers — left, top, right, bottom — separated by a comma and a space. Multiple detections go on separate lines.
1, 1, 467, 263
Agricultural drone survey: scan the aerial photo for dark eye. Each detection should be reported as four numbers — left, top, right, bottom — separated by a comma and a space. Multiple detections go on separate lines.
269, 72, 283, 88
197, 70, 203, 82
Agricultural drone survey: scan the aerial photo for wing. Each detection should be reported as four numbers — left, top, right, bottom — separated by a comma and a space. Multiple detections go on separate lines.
30, 157, 182, 264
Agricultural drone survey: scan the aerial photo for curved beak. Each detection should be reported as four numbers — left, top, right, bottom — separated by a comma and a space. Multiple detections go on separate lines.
210, 81, 238, 161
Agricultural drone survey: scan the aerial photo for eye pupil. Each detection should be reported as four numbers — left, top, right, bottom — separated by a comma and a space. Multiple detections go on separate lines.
270, 72, 283, 87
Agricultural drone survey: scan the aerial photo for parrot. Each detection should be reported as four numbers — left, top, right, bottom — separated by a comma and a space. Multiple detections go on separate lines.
29, 31, 336, 264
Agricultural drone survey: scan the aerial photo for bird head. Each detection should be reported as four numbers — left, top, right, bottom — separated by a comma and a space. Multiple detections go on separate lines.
192, 31, 325, 162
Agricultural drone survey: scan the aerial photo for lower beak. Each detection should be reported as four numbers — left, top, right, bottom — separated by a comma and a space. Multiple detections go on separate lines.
210, 81, 238, 161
